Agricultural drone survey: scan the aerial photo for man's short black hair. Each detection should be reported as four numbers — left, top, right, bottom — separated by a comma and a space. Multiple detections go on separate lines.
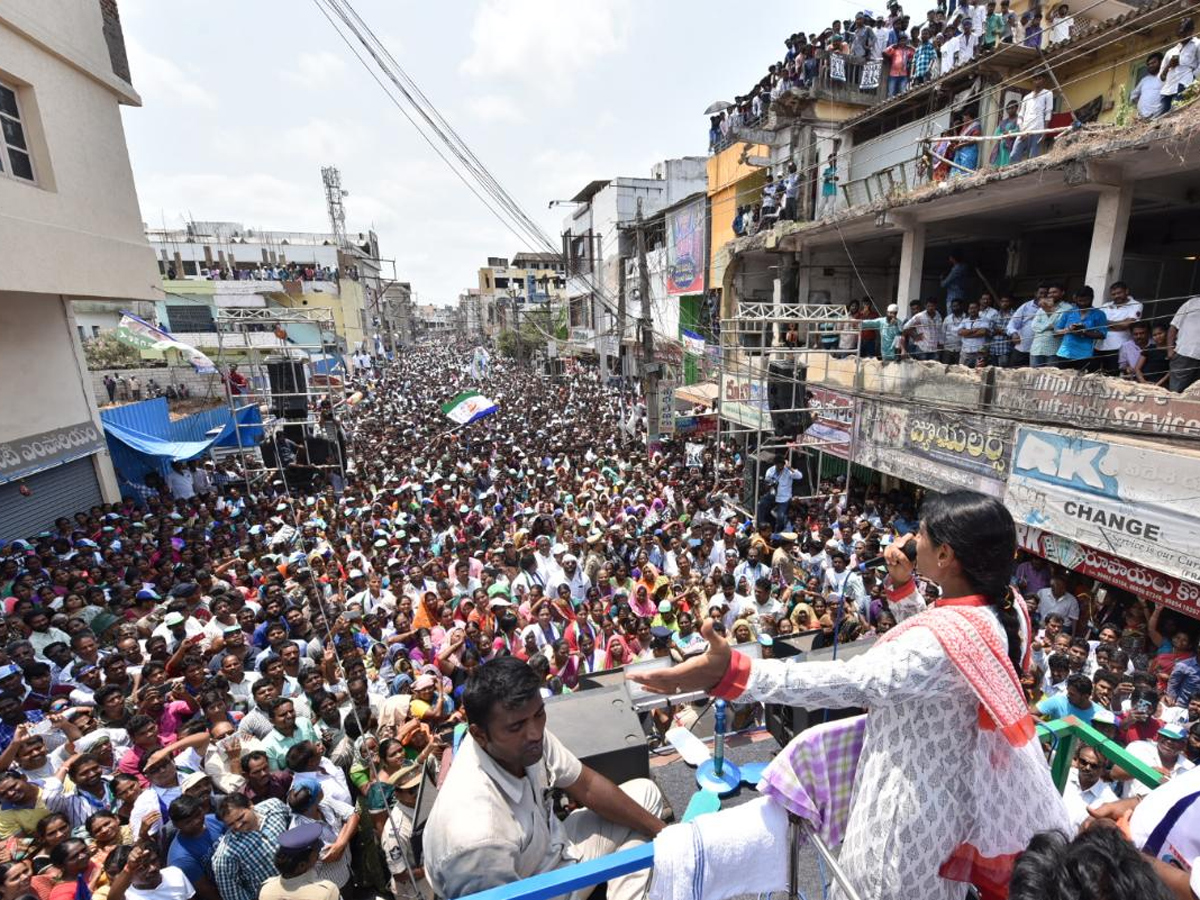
1047, 652, 1069, 671
463, 656, 541, 733
1066, 673, 1092, 695
168, 793, 204, 824
284, 740, 317, 772
94, 685, 124, 707
1009, 827, 1174, 900
218, 792, 252, 820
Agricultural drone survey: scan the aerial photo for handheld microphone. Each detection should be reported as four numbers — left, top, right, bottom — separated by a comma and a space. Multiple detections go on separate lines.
857, 538, 916, 572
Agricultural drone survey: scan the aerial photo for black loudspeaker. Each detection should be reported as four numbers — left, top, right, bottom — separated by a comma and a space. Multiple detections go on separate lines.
305, 436, 335, 466
265, 356, 308, 418
767, 361, 809, 438
544, 683, 650, 785
764, 636, 877, 747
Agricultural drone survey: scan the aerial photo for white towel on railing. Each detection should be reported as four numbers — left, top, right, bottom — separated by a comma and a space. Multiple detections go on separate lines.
649, 797, 790, 900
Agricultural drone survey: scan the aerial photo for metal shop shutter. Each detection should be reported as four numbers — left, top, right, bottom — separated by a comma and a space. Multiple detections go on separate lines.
0, 456, 103, 541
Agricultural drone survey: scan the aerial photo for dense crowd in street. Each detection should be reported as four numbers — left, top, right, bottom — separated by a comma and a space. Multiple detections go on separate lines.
0, 343, 1198, 900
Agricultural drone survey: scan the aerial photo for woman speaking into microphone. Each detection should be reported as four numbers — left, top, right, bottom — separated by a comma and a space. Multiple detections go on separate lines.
632, 491, 1068, 900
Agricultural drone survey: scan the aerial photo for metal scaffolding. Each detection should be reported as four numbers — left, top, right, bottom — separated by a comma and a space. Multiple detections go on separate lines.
213, 307, 351, 496
715, 300, 860, 524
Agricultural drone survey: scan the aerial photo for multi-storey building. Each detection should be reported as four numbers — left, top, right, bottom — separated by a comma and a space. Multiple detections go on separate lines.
145, 221, 384, 353
474, 252, 568, 343
560, 158, 709, 374
712, 1, 1200, 622
0, 0, 160, 535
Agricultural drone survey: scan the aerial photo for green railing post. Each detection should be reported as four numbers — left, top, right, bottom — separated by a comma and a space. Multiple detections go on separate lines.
1049, 729, 1078, 793
1036, 715, 1166, 794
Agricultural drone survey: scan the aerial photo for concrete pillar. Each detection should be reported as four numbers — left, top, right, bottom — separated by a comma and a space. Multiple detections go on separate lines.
1084, 183, 1133, 300
896, 220, 926, 316
794, 246, 812, 345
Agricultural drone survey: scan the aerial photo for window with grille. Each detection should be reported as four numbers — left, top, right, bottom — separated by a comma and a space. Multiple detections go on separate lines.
0, 81, 34, 183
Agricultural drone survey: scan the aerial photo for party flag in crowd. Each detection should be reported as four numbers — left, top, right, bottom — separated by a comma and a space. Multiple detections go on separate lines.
682, 329, 706, 356
441, 390, 498, 424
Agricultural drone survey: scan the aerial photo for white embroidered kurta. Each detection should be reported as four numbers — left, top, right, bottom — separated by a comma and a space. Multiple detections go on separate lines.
736, 594, 1068, 900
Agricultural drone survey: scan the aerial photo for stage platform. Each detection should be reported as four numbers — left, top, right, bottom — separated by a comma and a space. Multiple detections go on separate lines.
648, 725, 834, 899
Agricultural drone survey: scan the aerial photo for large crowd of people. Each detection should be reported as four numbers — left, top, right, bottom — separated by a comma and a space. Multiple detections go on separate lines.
0, 343, 1197, 900
163, 263, 359, 284
717, 5, 1197, 236
708, 0, 1097, 156
794, 256, 1200, 392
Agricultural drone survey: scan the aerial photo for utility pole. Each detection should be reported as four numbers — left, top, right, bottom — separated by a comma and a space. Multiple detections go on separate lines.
636, 197, 659, 457
594, 232, 608, 382
616, 246, 627, 444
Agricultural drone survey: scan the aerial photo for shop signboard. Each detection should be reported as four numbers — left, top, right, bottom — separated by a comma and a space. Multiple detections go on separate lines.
992, 367, 1200, 439
1016, 524, 1200, 621
852, 399, 1008, 497
1005, 426, 1200, 584
718, 373, 771, 432
902, 407, 1013, 483
0, 421, 105, 485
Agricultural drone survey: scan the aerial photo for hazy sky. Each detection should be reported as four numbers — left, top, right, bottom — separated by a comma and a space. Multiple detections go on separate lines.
119, 0, 844, 304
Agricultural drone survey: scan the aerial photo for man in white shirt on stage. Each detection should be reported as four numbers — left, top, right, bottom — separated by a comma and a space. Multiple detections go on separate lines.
763, 452, 800, 530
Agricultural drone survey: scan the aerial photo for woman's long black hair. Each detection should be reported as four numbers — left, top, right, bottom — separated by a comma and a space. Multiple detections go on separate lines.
920, 491, 1023, 673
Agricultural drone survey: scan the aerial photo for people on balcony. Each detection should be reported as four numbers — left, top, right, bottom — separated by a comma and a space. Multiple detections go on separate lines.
1131, 53, 1164, 120
989, 100, 1021, 166
816, 155, 840, 219
882, 34, 916, 96
951, 109, 982, 176
1160, 17, 1198, 115
1009, 73, 1054, 163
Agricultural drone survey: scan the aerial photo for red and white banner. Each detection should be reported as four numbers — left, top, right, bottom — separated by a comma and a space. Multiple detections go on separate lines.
1017, 524, 1200, 621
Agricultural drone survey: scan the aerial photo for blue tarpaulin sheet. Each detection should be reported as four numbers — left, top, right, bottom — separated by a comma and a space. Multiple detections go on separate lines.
102, 404, 262, 463
103, 421, 216, 462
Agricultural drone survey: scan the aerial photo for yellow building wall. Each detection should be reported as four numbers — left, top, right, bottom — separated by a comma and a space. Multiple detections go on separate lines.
707, 143, 771, 289
707, 142, 769, 194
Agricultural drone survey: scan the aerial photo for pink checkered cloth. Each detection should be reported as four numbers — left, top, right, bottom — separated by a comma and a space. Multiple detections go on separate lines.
757, 714, 867, 846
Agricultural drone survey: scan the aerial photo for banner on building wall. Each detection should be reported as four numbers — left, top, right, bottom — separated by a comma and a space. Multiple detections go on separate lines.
1004, 426, 1200, 584
667, 200, 706, 296
1016, 524, 1200, 621
991, 367, 1200, 440
719, 373, 772, 431
852, 399, 1010, 497
795, 388, 854, 459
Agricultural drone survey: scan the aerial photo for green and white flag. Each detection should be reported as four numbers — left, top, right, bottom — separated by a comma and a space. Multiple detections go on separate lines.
441, 391, 498, 425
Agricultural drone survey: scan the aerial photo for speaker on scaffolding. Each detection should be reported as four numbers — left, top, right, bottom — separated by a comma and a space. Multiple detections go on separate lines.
767, 360, 809, 438
264, 356, 308, 419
